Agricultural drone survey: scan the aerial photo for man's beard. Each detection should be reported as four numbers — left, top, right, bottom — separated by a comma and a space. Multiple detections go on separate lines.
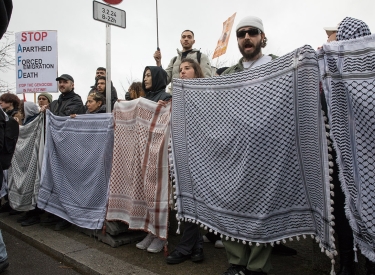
239, 39, 262, 61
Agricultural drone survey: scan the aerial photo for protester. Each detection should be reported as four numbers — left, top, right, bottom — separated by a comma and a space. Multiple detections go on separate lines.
71, 92, 106, 117
135, 66, 171, 253
89, 67, 118, 110
41, 73, 84, 231
219, 16, 277, 275
0, 92, 20, 118
37, 92, 53, 112
0, 0, 12, 40
166, 58, 205, 264
12, 101, 44, 227
153, 30, 212, 86
321, 16, 373, 275
125, 82, 145, 100
0, 93, 20, 214
14, 101, 39, 126
0, 109, 11, 273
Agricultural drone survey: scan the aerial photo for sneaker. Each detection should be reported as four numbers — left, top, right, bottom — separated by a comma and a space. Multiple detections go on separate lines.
54, 219, 71, 231
215, 240, 224, 248
136, 233, 156, 250
41, 214, 61, 226
202, 235, 210, 243
21, 215, 41, 227
222, 265, 250, 275
0, 259, 9, 273
166, 249, 190, 264
147, 237, 167, 253
17, 212, 32, 223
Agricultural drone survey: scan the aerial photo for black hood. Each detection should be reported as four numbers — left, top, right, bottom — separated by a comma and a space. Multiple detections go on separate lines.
142, 66, 167, 95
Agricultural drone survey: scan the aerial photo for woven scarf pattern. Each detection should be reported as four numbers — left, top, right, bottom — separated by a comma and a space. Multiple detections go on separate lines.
8, 114, 44, 211
171, 45, 335, 254
106, 99, 171, 239
319, 34, 375, 262
38, 111, 114, 230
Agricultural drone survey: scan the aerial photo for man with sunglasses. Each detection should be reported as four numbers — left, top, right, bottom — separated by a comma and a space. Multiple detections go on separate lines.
220, 16, 278, 275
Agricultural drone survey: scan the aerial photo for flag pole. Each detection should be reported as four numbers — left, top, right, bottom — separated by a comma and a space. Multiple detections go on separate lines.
156, 0, 160, 50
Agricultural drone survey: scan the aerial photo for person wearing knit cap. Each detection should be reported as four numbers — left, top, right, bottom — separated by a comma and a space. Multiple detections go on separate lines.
219, 16, 279, 275
38, 93, 53, 112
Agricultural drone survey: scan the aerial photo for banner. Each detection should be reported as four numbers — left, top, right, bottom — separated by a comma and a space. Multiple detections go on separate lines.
212, 13, 236, 59
15, 31, 58, 94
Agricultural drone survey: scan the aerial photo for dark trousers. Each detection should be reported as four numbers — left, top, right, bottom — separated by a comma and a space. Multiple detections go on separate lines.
175, 222, 203, 255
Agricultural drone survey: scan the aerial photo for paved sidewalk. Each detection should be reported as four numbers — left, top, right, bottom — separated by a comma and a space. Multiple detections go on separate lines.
0, 212, 367, 275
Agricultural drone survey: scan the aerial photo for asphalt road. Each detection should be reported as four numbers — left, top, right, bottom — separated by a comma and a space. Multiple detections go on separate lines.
1, 230, 81, 275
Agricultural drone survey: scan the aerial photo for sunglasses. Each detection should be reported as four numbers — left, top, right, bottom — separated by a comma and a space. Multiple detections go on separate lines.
236, 28, 261, 38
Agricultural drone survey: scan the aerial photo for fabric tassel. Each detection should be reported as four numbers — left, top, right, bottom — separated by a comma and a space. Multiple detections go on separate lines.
176, 221, 181, 234
242, 240, 246, 244
256, 242, 260, 246
354, 242, 358, 262
330, 263, 336, 275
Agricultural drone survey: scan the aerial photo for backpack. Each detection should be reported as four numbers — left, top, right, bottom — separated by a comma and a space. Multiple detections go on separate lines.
1, 112, 19, 170
172, 51, 202, 65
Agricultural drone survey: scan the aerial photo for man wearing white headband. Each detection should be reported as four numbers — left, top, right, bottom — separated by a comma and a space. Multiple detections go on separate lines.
220, 16, 277, 275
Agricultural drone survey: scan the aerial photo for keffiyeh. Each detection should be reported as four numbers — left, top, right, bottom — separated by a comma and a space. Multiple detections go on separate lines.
8, 114, 44, 211
106, 99, 171, 239
319, 34, 375, 262
38, 111, 114, 230
171, 45, 335, 255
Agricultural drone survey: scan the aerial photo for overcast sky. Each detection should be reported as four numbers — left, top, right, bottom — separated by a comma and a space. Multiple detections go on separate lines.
2, 0, 375, 102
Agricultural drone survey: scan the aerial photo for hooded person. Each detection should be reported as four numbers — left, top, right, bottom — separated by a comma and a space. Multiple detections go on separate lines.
142, 66, 172, 103
22, 102, 39, 125
336, 17, 371, 41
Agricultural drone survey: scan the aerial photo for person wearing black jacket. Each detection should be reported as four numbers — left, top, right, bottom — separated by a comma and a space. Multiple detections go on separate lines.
89, 67, 118, 110
0, 0, 12, 40
42, 74, 84, 231
142, 66, 171, 103
49, 74, 84, 116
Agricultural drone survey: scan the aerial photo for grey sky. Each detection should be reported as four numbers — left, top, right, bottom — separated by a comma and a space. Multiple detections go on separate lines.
2, 0, 375, 101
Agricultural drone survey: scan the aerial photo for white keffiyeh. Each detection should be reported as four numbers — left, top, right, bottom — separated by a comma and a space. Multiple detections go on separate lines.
38, 111, 114, 230
319, 34, 375, 262
171, 45, 335, 255
8, 114, 44, 211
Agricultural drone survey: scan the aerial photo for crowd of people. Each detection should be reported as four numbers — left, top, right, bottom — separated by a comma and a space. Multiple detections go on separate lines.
0, 12, 374, 275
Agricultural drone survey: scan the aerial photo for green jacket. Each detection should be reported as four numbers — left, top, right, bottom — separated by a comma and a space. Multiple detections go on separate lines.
165, 48, 212, 84
222, 54, 278, 75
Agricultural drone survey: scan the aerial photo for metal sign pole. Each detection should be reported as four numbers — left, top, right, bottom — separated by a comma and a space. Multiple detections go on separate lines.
156, 0, 159, 50
106, 23, 111, 113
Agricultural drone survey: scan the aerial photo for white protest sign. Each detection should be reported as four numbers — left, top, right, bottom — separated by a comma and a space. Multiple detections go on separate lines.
15, 30, 58, 94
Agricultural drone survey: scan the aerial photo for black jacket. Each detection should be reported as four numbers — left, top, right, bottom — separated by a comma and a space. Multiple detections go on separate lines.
49, 90, 84, 116
142, 66, 172, 103
0, 0, 12, 40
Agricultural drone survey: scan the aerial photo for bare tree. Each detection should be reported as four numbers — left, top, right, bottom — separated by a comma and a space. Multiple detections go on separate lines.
0, 32, 15, 92
0, 32, 14, 72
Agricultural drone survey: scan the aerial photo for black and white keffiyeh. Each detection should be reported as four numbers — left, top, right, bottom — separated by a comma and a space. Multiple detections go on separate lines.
337, 17, 371, 41
171, 45, 335, 255
38, 111, 114, 230
8, 114, 44, 211
319, 34, 375, 262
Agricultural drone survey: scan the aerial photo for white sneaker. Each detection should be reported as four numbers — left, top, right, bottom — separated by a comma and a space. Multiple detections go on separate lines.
147, 237, 167, 253
215, 240, 224, 248
202, 235, 210, 243
136, 233, 155, 250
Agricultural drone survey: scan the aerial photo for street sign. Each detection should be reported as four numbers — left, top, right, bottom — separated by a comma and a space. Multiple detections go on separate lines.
93, 1, 126, 29
103, 0, 122, 4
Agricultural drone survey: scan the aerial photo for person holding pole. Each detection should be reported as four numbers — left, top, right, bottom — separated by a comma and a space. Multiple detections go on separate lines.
153, 30, 212, 86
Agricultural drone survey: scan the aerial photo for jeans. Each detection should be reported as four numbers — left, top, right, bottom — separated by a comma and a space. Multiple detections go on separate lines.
0, 230, 7, 262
